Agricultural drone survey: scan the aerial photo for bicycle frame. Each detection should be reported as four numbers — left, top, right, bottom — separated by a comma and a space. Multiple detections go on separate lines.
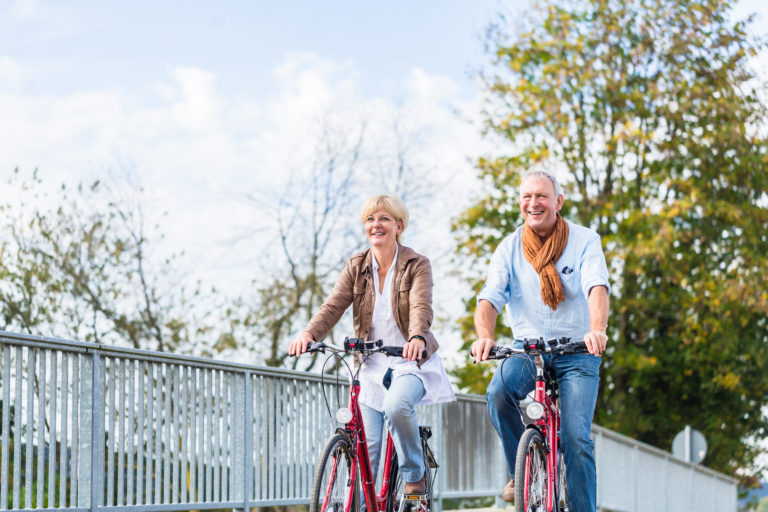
337, 377, 396, 512
310, 338, 433, 512
526, 353, 561, 512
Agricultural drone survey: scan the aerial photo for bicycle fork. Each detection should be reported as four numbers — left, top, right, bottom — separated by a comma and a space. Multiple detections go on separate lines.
532, 356, 560, 512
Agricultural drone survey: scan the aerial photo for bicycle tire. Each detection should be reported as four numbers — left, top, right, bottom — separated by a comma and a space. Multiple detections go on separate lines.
385, 438, 434, 512
557, 449, 568, 512
310, 433, 359, 512
386, 452, 403, 512
514, 428, 549, 512
420, 431, 435, 512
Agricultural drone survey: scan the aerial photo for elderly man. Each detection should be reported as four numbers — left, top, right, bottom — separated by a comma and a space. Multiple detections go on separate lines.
471, 169, 610, 512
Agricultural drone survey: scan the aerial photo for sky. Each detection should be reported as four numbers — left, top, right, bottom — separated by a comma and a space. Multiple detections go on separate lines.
1, 0, 767, 359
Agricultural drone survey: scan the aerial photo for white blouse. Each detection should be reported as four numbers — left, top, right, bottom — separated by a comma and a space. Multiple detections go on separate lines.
358, 247, 456, 412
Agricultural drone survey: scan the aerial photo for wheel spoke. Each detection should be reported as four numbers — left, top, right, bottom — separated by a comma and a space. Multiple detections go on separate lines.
515, 429, 549, 512
311, 435, 357, 512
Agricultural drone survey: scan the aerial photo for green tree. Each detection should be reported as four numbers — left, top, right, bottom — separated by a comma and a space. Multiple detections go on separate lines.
454, 0, 768, 480
0, 169, 210, 352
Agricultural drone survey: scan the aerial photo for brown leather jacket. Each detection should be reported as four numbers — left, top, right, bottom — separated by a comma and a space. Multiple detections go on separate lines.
305, 244, 439, 359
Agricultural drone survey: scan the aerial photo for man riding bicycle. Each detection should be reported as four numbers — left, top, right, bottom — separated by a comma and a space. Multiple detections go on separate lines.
471, 169, 610, 512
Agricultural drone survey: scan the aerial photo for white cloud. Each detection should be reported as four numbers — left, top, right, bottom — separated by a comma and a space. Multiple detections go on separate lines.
0, 56, 22, 90
9, 0, 38, 18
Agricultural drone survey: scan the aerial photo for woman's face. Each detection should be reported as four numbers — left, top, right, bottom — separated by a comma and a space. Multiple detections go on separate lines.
364, 208, 402, 250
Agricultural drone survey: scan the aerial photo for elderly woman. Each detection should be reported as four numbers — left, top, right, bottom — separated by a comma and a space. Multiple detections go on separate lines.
289, 194, 454, 494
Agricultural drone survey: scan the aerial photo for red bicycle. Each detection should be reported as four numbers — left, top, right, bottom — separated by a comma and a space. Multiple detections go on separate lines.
484, 337, 587, 512
306, 337, 437, 512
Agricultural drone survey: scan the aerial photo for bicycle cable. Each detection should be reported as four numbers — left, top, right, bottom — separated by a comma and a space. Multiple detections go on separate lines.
319, 349, 354, 431
317, 345, 384, 430
498, 350, 545, 422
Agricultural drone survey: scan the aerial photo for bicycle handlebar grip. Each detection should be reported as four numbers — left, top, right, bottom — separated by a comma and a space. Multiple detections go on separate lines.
571, 340, 588, 352
381, 346, 404, 357
307, 342, 325, 353
380, 347, 428, 366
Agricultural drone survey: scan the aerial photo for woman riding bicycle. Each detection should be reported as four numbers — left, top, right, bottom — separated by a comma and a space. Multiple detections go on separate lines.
289, 194, 454, 495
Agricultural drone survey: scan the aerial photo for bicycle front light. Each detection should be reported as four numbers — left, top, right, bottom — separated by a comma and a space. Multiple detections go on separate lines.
526, 401, 545, 420
336, 407, 353, 424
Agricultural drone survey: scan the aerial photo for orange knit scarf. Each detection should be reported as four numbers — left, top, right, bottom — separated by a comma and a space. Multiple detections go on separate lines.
522, 215, 569, 310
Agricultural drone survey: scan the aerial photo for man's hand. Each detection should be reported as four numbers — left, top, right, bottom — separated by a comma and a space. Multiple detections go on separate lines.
583, 330, 607, 356
288, 331, 314, 356
471, 337, 497, 362
586, 285, 609, 356
403, 338, 426, 362
473, 299, 500, 362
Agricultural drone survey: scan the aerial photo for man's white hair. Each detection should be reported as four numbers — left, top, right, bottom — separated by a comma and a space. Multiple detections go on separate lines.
520, 169, 563, 197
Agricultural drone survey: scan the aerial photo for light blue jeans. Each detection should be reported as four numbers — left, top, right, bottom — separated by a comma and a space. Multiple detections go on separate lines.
360, 373, 426, 483
486, 342, 601, 512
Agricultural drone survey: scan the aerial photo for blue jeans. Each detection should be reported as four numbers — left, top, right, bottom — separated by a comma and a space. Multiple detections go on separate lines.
360, 374, 426, 483
486, 343, 601, 512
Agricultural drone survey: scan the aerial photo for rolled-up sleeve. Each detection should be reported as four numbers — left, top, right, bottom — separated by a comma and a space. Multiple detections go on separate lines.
580, 234, 611, 298
477, 241, 512, 314
306, 259, 355, 341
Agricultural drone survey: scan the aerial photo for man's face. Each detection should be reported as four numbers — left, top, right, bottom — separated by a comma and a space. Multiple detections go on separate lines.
518, 176, 564, 238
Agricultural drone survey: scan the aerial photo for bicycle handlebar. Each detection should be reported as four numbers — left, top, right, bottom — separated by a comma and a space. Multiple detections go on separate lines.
307, 337, 428, 361
486, 337, 588, 359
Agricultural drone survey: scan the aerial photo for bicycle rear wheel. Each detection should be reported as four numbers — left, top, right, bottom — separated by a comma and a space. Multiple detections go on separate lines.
385, 432, 434, 512
514, 428, 549, 512
385, 452, 403, 512
311, 434, 359, 512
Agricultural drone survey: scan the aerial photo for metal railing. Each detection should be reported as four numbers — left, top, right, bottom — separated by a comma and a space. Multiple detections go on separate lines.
0, 331, 737, 512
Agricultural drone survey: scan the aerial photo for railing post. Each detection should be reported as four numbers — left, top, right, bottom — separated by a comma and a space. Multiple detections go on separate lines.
243, 372, 253, 512
91, 351, 104, 512
77, 353, 92, 508
435, 402, 444, 512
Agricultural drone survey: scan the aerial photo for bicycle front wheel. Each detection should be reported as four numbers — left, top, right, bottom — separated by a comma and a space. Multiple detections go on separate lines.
557, 449, 568, 512
514, 428, 549, 512
310, 434, 359, 512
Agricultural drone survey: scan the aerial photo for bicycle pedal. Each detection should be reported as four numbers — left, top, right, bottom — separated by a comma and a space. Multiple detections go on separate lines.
397, 495, 428, 512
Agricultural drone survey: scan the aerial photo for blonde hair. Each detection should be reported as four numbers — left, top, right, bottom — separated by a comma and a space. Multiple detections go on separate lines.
359, 195, 409, 244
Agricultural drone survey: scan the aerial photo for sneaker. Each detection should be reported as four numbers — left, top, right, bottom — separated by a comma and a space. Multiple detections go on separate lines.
501, 479, 515, 502
404, 474, 426, 494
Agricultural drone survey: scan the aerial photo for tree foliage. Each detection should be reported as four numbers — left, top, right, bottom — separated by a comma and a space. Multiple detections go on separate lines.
454, 0, 768, 480
0, 170, 210, 352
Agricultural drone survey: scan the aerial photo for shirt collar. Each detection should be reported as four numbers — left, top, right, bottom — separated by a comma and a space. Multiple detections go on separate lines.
372, 245, 398, 273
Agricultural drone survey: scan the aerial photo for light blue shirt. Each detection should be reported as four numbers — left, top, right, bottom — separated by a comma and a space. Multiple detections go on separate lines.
477, 220, 611, 341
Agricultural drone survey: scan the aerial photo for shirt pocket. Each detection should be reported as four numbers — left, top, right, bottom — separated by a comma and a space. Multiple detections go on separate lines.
352, 283, 369, 325
557, 263, 581, 299
398, 274, 413, 292
397, 276, 412, 324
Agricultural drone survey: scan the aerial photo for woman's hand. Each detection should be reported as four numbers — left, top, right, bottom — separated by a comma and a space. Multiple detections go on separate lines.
289, 331, 315, 356
403, 338, 426, 362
